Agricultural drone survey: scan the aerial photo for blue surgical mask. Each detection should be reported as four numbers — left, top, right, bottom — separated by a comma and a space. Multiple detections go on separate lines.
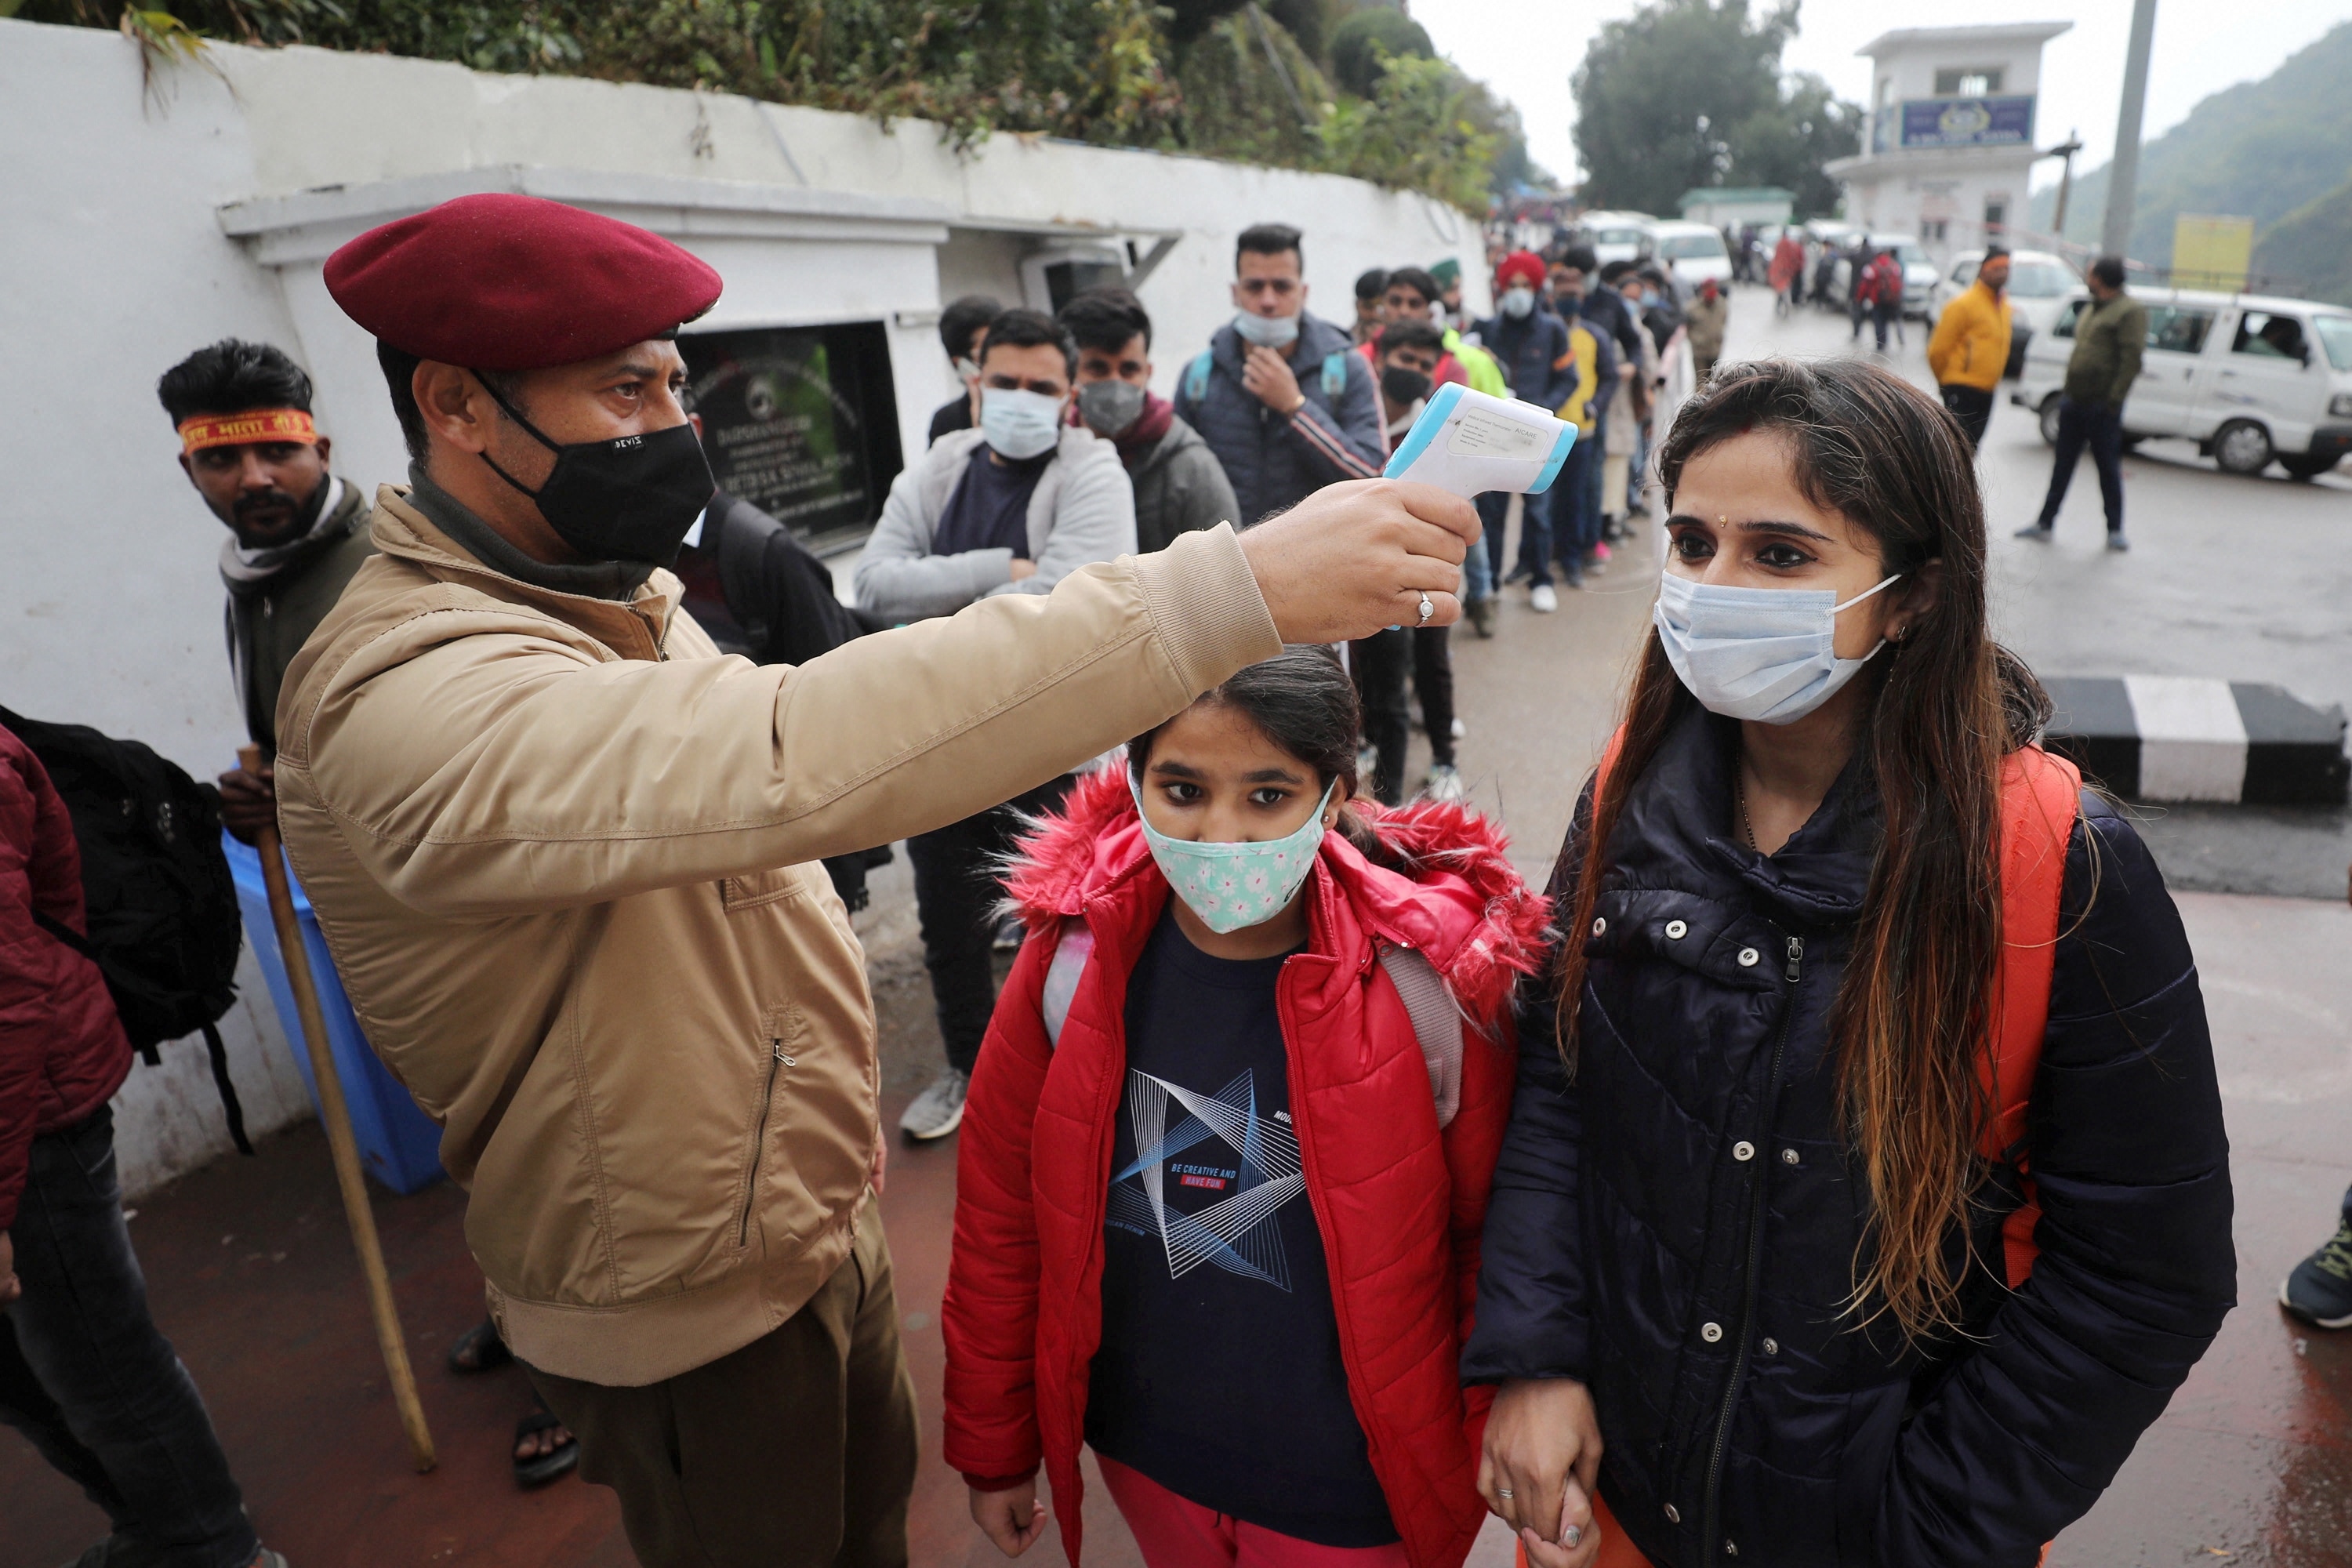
1131, 775, 1334, 934
1232, 310, 1301, 350
979, 387, 1065, 461
1651, 571, 1904, 724
1501, 285, 1537, 318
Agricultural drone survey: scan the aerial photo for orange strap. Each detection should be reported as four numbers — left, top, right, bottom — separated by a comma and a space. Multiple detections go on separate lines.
1979, 745, 2082, 1287
1589, 731, 2081, 1288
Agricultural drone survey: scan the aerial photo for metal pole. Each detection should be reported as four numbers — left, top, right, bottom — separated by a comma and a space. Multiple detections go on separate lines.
2053, 134, 2080, 237
2102, 0, 2158, 259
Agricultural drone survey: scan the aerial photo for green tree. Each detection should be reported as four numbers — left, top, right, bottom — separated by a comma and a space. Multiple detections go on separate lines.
1327, 6, 1429, 96
1572, 0, 1853, 217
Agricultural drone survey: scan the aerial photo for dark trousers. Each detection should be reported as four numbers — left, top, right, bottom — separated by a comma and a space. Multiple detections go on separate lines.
0, 1107, 259, 1568
1352, 628, 1412, 806
1413, 626, 1456, 770
1476, 492, 1510, 593
2035, 397, 2127, 533
1871, 299, 1898, 351
906, 775, 1073, 1073
1940, 383, 1995, 449
527, 1213, 919, 1568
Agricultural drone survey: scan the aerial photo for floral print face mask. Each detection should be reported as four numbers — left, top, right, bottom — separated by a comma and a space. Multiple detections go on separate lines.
1130, 774, 1334, 935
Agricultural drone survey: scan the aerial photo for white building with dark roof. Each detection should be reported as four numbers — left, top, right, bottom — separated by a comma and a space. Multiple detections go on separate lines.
1826, 22, 2071, 265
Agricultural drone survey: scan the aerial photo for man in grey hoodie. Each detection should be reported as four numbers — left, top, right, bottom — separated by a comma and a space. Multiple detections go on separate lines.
854, 309, 1137, 1140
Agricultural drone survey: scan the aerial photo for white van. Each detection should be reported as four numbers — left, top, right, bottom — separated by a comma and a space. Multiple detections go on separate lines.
2013, 288, 2352, 479
1578, 212, 1657, 267
1650, 220, 1735, 290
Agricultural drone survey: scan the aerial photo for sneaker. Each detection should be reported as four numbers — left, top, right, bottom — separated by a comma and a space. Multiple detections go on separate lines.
898, 1069, 969, 1141
2106, 532, 2131, 552
2281, 1218, 2352, 1329
1467, 596, 1498, 639
1450, 717, 1467, 740
1561, 562, 1585, 590
1530, 583, 1559, 614
2013, 522, 2054, 541
1421, 765, 1466, 803
1592, 542, 1613, 562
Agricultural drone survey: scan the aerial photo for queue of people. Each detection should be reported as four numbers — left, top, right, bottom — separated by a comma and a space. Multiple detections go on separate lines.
0, 183, 2285, 1568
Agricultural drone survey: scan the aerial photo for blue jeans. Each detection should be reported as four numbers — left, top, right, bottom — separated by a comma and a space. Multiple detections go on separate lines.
0, 1107, 260, 1567
1462, 528, 1494, 604
2036, 397, 2126, 533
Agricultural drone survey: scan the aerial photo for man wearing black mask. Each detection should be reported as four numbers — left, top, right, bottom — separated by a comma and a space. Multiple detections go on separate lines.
159, 341, 376, 843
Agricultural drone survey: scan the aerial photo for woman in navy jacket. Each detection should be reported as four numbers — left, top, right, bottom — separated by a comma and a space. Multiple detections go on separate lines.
1464, 358, 2234, 1568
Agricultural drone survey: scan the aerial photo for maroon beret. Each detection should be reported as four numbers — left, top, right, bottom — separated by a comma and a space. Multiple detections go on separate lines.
324, 193, 723, 372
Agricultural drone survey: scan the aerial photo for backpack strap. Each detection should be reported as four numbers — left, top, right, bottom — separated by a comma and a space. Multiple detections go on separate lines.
1036, 918, 1466, 1131
1321, 350, 1349, 402
1040, 920, 1094, 1049
1183, 350, 1214, 405
1980, 745, 2083, 1288
1377, 945, 1464, 1129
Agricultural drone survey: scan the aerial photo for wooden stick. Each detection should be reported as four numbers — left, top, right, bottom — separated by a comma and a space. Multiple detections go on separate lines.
239, 746, 437, 1473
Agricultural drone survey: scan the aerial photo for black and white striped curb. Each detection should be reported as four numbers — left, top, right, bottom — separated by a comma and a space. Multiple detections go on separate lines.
2042, 677, 2350, 805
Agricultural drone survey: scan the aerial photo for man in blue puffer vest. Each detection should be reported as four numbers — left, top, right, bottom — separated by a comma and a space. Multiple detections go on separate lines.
1174, 223, 1385, 527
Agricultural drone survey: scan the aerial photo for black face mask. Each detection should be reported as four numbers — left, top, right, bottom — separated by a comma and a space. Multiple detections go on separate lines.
477, 383, 715, 568
1381, 365, 1434, 408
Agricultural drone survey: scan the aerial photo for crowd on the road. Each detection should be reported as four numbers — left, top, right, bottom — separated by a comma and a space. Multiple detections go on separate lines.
5, 185, 2344, 1568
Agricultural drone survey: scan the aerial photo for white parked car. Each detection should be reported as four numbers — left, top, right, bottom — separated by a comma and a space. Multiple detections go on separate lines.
1927, 249, 2081, 378
2011, 287, 2352, 479
1650, 220, 1736, 291
1578, 212, 1656, 267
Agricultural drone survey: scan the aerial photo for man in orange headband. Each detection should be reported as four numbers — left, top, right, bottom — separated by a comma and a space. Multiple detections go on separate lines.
158, 340, 376, 843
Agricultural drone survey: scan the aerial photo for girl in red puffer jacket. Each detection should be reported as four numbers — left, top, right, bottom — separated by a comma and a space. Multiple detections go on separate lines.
943, 647, 1550, 1568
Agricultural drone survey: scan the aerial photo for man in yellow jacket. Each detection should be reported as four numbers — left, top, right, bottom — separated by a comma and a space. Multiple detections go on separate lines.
1926, 247, 2014, 449
277, 193, 1476, 1568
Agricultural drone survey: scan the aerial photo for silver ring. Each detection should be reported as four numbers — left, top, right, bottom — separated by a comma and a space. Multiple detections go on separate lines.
1564, 1524, 1584, 1549
1496, 1488, 1513, 1500
1416, 591, 1435, 625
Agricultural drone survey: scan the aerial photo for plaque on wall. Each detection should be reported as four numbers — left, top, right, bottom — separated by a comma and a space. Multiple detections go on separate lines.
680, 321, 902, 551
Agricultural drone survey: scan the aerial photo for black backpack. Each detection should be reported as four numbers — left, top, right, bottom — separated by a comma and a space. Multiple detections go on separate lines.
1, 706, 252, 1154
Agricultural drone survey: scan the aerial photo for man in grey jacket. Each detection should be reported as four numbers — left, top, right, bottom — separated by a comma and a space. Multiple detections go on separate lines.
1059, 286, 1239, 554
854, 309, 1137, 1139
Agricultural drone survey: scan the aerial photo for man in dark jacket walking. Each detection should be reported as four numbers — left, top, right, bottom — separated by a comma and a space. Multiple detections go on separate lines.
2020, 256, 2148, 550
1475, 250, 1577, 608
1059, 286, 1239, 553
1173, 223, 1384, 525
160, 341, 376, 844
0, 724, 286, 1568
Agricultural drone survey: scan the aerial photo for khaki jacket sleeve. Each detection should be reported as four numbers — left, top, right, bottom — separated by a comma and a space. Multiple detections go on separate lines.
299, 527, 1277, 916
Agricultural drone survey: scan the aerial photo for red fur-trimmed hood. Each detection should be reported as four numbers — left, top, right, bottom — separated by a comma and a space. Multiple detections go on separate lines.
1003, 764, 1552, 1026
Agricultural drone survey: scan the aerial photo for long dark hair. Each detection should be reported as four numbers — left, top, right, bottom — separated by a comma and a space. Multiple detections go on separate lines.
1129, 646, 1390, 864
1555, 358, 2052, 1343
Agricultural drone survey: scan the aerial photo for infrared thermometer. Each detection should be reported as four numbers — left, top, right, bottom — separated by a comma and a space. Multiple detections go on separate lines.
1381, 383, 1576, 496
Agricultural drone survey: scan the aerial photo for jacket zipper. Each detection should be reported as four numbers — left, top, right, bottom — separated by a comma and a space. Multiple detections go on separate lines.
739, 1038, 792, 1247
1700, 933, 1802, 1566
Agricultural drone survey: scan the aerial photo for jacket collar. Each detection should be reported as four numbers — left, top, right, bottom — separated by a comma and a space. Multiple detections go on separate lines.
365, 484, 681, 662
1610, 705, 1876, 924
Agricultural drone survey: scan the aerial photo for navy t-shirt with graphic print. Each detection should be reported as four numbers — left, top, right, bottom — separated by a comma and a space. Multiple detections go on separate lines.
1084, 906, 1397, 1547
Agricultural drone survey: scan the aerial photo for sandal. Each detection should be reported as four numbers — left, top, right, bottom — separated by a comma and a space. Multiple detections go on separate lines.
514, 1400, 579, 1490
448, 1317, 513, 1375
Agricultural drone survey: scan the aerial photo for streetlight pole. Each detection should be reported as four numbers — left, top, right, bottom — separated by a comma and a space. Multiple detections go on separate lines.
2044, 132, 2085, 238
2102, 0, 2158, 260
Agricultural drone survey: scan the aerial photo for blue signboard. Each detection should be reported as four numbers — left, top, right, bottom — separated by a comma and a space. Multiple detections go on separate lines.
1900, 96, 2035, 148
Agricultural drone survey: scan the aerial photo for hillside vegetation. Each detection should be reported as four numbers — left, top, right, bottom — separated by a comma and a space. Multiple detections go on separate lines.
2031, 22, 2352, 303
27, 0, 1536, 211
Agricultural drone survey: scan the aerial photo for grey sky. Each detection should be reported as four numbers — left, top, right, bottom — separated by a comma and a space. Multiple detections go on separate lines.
1413, 0, 2352, 191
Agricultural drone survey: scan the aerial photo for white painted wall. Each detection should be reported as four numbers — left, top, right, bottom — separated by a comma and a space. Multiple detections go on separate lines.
0, 16, 1484, 1197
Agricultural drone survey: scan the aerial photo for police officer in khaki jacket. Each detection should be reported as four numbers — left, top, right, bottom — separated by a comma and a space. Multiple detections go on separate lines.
274, 193, 1476, 1568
